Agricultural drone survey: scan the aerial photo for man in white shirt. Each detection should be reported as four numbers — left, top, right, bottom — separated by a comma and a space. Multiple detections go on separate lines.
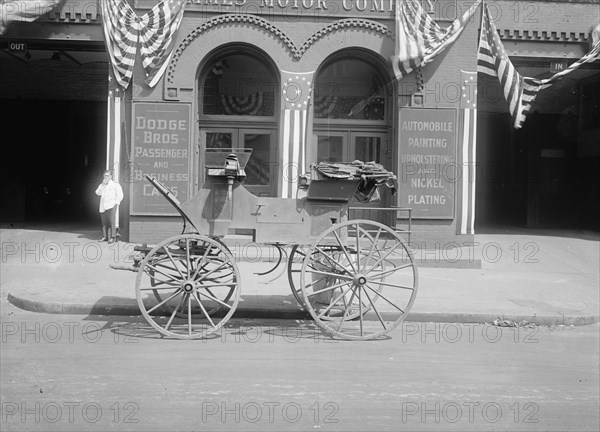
95, 170, 124, 243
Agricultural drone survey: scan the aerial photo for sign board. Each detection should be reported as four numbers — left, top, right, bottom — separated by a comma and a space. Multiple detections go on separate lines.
550, 60, 567, 73
7, 41, 27, 52
131, 103, 191, 215
397, 108, 457, 219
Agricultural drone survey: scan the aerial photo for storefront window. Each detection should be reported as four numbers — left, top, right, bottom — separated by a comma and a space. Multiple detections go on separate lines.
202, 54, 276, 116
314, 58, 386, 120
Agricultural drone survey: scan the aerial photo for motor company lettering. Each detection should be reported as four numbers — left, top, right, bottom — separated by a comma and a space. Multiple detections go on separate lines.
131, 103, 191, 215
183, 0, 397, 15
398, 109, 456, 219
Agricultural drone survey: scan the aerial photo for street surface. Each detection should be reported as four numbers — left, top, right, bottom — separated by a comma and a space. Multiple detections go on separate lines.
1, 302, 599, 431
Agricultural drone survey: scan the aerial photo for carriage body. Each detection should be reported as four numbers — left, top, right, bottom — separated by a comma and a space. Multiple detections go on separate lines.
133, 150, 418, 340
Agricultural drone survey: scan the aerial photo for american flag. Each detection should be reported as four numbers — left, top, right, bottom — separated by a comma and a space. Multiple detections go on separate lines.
457, 70, 477, 235
515, 37, 600, 129
138, 0, 186, 88
106, 72, 126, 229
477, 5, 526, 128
281, 71, 314, 199
100, 0, 138, 89
101, 0, 186, 89
0, 0, 64, 34
392, 0, 482, 79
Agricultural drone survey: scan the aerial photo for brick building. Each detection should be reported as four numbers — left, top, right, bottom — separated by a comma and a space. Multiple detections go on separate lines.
1, 0, 598, 243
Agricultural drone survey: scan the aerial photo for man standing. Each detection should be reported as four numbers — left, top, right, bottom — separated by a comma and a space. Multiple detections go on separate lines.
95, 170, 124, 243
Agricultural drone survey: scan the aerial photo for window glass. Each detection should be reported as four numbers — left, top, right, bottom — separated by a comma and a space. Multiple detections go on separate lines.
203, 54, 276, 116
314, 59, 385, 120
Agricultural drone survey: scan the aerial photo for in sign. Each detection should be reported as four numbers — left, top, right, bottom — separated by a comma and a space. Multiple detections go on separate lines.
550, 60, 567, 73
8, 41, 27, 53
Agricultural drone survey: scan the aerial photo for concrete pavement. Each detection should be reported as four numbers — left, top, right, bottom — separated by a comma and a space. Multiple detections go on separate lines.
1, 222, 599, 326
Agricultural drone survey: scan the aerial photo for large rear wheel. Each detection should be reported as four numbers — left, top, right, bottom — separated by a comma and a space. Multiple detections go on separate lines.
299, 220, 418, 340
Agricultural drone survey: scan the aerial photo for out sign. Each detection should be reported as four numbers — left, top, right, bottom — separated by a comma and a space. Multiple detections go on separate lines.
8, 42, 27, 53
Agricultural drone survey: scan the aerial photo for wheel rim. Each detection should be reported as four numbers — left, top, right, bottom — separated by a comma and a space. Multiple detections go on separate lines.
135, 234, 241, 339
299, 220, 418, 340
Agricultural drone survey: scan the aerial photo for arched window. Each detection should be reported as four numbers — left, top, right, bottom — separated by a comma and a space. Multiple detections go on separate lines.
198, 46, 279, 196
313, 51, 394, 223
313, 52, 391, 164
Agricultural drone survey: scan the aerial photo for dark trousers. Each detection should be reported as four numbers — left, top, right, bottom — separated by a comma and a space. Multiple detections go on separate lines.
100, 207, 117, 239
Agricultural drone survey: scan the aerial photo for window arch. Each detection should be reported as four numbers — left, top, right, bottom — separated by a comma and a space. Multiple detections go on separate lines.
198, 45, 280, 197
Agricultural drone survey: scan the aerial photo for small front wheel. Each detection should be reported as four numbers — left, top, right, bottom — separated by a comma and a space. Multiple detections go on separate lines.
135, 234, 241, 339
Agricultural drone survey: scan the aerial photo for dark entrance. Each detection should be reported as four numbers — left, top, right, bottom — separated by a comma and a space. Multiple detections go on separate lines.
476, 64, 600, 231
0, 47, 108, 224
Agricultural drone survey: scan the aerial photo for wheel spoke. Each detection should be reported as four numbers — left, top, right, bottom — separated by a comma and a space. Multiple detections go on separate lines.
193, 292, 217, 328
185, 239, 191, 278
147, 288, 182, 314
314, 246, 353, 276
191, 242, 213, 280
316, 285, 354, 319
367, 262, 414, 280
363, 286, 387, 330
332, 230, 356, 273
364, 241, 404, 275
303, 268, 353, 280
197, 290, 233, 309
165, 293, 186, 330
145, 263, 181, 284
360, 226, 382, 273
305, 279, 353, 297
365, 284, 405, 313
187, 295, 192, 336
368, 280, 415, 291
163, 247, 185, 279
197, 280, 236, 288
358, 286, 363, 336
196, 259, 232, 283
355, 223, 361, 272
336, 286, 359, 333
140, 284, 179, 291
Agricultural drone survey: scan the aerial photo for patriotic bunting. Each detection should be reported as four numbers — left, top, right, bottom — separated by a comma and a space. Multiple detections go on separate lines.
101, 0, 186, 89
457, 71, 477, 235
281, 71, 314, 199
478, 6, 599, 129
514, 36, 600, 129
0, 0, 64, 34
392, 0, 482, 79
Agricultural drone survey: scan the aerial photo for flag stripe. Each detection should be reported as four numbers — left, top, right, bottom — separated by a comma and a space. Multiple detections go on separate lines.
393, 0, 482, 79
101, 0, 186, 89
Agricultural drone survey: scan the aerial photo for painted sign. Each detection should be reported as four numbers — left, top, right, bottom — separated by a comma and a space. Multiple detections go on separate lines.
7, 41, 27, 52
397, 108, 457, 219
131, 103, 191, 215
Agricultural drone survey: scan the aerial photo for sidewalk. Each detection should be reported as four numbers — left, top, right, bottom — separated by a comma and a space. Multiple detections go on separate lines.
1, 223, 599, 326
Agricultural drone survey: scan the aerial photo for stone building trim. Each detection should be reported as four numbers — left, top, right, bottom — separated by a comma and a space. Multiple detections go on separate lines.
165, 14, 392, 88
497, 28, 592, 43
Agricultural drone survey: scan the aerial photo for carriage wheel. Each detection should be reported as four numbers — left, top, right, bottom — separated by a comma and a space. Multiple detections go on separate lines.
149, 239, 235, 318
135, 234, 241, 339
299, 220, 418, 340
288, 244, 376, 320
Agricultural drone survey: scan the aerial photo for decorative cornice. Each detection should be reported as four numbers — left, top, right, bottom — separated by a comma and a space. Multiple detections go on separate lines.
166, 14, 392, 85
498, 29, 590, 43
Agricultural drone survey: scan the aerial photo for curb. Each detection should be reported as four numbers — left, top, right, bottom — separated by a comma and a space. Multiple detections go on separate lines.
8, 292, 599, 327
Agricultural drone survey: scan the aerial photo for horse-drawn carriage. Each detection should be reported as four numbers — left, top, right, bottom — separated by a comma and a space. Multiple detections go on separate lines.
131, 149, 418, 340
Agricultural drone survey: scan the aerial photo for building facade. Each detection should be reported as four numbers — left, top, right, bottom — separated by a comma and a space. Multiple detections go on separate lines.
1, 0, 598, 243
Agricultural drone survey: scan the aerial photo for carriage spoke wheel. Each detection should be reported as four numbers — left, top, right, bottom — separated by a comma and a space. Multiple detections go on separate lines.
288, 245, 378, 320
300, 220, 418, 340
135, 234, 241, 339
